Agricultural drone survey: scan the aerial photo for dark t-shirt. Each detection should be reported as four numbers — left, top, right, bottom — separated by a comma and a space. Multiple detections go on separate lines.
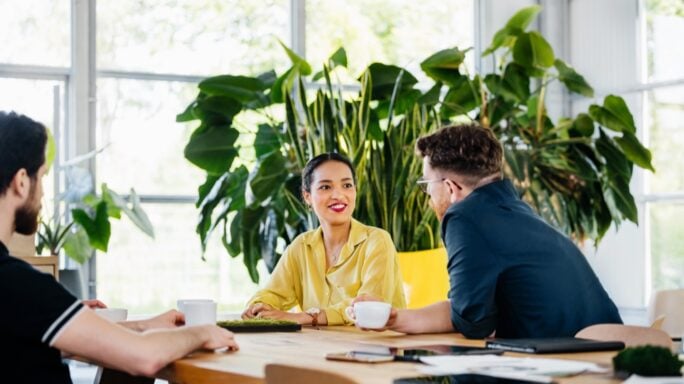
443, 179, 622, 339
0, 241, 83, 383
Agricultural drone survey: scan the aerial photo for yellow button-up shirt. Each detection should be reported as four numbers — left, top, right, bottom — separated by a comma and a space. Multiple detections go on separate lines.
248, 219, 406, 325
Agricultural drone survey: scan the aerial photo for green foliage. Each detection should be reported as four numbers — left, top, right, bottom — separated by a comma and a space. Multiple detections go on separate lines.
179, 5, 654, 283
613, 345, 683, 377
36, 219, 73, 257
37, 184, 155, 263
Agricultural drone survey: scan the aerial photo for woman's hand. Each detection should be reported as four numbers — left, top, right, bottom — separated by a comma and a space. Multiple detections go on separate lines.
241, 303, 274, 319
254, 309, 309, 324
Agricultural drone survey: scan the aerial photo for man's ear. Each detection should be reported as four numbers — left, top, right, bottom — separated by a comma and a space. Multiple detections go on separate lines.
444, 179, 456, 199
10, 168, 31, 200
445, 179, 464, 204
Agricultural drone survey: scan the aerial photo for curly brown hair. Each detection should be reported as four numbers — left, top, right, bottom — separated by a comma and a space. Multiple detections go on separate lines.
416, 124, 503, 186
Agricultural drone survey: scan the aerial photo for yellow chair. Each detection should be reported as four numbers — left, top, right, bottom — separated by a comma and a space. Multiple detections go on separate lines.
397, 248, 450, 309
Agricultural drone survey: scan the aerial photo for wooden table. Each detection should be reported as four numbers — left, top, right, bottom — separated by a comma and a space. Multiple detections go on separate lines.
154, 326, 621, 384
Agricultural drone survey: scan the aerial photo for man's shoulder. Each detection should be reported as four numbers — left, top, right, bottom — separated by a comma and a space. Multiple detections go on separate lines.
0, 254, 41, 278
0, 254, 68, 298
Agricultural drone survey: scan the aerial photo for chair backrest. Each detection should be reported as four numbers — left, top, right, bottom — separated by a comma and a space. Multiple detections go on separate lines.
648, 288, 684, 337
650, 314, 666, 330
397, 248, 450, 309
8, 231, 59, 280
265, 364, 358, 384
575, 324, 673, 349
17, 256, 59, 280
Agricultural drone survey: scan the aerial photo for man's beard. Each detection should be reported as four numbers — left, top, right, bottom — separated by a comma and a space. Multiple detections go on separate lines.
429, 197, 451, 222
14, 183, 40, 235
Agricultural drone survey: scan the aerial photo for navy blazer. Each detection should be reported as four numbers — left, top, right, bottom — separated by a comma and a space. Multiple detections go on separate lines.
442, 179, 622, 338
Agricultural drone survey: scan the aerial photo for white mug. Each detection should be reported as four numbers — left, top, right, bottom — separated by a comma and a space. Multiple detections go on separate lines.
95, 308, 128, 323
177, 299, 217, 326
346, 301, 391, 329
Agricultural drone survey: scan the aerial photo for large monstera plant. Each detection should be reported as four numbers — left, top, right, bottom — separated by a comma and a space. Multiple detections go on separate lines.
178, 5, 653, 283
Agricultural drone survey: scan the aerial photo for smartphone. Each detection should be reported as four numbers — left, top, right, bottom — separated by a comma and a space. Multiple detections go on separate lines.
394, 373, 555, 383
325, 351, 395, 363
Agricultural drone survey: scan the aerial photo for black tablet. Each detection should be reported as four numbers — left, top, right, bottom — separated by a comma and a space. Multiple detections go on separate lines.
485, 337, 624, 354
394, 373, 556, 383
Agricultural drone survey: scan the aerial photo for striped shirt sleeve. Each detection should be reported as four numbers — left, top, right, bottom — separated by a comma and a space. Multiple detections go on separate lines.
42, 300, 85, 346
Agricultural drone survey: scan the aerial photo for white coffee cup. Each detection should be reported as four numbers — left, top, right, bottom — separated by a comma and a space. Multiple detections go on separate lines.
95, 308, 128, 323
177, 299, 217, 326
347, 301, 391, 329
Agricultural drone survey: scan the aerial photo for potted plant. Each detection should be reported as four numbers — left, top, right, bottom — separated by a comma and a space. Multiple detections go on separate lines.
177, 46, 442, 286
37, 183, 154, 263
177, 5, 653, 299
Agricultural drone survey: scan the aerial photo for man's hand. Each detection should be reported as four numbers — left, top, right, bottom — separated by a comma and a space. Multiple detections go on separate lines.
120, 309, 185, 332
141, 310, 185, 329
353, 299, 454, 335
349, 295, 398, 331
241, 303, 273, 319
198, 325, 240, 351
82, 299, 107, 309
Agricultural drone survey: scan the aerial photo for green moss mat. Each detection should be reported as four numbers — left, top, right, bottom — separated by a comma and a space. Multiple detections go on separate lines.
217, 319, 299, 327
216, 319, 302, 332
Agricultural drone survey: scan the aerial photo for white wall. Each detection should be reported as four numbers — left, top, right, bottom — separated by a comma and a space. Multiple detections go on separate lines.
569, 0, 646, 311
479, 0, 647, 316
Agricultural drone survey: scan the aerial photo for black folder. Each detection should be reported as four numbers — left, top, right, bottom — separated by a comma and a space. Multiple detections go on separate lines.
485, 337, 625, 354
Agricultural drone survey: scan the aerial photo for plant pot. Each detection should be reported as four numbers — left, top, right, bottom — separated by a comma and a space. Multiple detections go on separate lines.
397, 248, 450, 309
58, 269, 84, 299
7, 232, 36, 257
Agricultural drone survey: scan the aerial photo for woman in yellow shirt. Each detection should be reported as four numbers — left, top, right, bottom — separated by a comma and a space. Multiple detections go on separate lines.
242, 153, 406, 325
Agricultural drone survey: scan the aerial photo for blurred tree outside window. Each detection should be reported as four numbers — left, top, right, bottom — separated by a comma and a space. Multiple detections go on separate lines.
306, 0, 473, 83
0, 0, 70, 66
0, 0, 69, 227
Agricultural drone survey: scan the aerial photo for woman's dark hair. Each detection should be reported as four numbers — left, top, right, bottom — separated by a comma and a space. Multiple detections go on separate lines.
301, 153, 356, 193
0, 111, 48, 196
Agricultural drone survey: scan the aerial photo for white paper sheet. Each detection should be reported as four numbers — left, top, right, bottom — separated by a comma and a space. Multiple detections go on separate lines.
418, 355, 608, 383
622, 375, 684, 384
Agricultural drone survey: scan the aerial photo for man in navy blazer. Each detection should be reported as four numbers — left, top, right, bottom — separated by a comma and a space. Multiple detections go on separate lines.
356, 123, 622, 338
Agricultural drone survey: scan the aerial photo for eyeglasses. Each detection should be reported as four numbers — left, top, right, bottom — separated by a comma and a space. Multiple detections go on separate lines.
416, 178, 442, 193
416, 178, 463, 193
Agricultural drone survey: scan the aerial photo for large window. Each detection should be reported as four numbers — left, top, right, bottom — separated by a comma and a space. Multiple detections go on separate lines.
643, 1, 684, 293
95, 0, 290, 314
95, 0, 474, 315
2, 0, 474, 315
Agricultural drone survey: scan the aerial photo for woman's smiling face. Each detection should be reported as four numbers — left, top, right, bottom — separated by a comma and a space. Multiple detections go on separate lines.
303, 160, 356, 226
